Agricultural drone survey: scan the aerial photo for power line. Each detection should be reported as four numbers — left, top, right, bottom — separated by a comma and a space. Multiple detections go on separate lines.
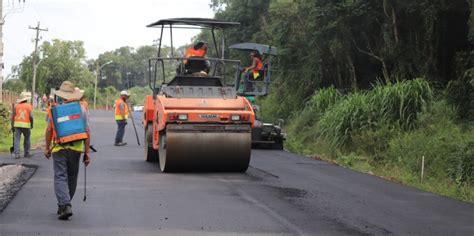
29, 0, 43, 23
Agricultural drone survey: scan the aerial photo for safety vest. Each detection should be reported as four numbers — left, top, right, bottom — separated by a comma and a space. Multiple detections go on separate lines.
48, 101, 87, 153
184, 47, 206, 64
51, 139, 84, 153
13, 102, 32, 128
114, 98, 129, 120
252, 57, 264, 79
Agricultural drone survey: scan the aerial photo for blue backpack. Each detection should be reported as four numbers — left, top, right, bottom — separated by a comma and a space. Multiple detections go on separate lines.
50, 101, 88, 143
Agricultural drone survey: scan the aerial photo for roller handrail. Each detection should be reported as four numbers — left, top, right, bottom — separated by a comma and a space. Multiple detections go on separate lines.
148, 57, 241, 89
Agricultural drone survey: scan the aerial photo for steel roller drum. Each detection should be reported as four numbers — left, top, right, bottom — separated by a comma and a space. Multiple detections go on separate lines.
159, 125, 252, 172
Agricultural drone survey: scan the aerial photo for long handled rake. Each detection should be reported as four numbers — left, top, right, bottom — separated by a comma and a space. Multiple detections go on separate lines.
83, 145, 97, 202
83, 162, 87, 202
128, 103, 140, 146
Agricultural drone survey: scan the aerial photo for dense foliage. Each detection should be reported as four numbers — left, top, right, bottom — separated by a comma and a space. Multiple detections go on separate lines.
95, 45, 158, 90
211, 0, 473, 122
3, 79, 26, 93
12, 39, 95, 96
10, 41, 155, 107
0, 103, 10, 141
212, 0, 474, 201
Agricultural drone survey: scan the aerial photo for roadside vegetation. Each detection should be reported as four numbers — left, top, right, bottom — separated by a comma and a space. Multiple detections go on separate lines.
210, 0, 474, 202
4, 40, 156, 109
283, 80, 473, 202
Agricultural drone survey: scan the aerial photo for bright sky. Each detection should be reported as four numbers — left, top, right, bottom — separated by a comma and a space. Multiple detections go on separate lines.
3, 0, 215, 77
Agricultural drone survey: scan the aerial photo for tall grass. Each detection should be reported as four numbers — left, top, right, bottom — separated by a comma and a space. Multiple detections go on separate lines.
282, 79, 473, 202
307, 86, 342, 113
386, 101, 474, 185
319, 79, 432, 149
319, 92, 370, 149
369, 79, 433, 130
285, 87, 342, 154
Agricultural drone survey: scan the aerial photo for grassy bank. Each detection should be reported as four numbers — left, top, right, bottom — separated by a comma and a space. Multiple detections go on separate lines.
0, 110, 47, 153
280, 80, 474, 203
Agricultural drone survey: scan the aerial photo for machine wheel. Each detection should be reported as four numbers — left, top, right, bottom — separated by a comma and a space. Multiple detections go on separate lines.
158, 129, 251, 173
272, 139, 284, 150
158, 132, 168, 172
145, 123, 158, 162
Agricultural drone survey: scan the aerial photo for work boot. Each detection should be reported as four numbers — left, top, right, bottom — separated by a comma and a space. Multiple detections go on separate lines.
58, 204, 73, 220
57, 205, 63, 215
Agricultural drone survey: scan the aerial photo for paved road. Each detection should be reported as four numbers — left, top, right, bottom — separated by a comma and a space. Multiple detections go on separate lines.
0, 110, 473, 235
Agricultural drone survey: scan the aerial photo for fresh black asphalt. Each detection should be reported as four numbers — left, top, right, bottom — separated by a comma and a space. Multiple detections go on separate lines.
0, 110, 472, 235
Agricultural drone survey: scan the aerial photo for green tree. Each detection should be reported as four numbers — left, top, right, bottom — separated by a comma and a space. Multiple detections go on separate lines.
3, 79, 26, 93
211, 0, 473, 121
16, 39, 95, 95
102, 86, 118, 110
95, 45, 161, 91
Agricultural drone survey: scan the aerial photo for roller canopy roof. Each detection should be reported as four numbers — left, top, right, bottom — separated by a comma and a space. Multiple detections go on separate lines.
147, 18, 240, 29
229, 43, 278, 56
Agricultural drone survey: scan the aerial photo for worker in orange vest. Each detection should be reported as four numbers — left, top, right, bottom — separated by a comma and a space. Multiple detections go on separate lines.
244, 51, 264, 92
114, 90, 130, 146
185, 42, 208, 61
11, 94, 33, 159
182, 42, 210, 74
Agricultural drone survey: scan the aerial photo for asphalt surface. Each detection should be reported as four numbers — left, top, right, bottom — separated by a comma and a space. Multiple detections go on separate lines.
0, 110, 473, 235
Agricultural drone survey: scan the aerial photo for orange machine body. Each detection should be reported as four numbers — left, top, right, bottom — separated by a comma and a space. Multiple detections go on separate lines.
151, 95, 255, 150
143, 95, 155, 125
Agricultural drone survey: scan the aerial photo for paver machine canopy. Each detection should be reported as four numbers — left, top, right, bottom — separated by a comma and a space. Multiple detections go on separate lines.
147, 18, 240, 91
144, 18, 255, 172
230, 43, 285, 149
230, 42, 278, 97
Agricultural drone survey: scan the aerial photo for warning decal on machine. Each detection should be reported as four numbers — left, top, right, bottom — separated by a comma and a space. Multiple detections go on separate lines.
57, 114, 81, 123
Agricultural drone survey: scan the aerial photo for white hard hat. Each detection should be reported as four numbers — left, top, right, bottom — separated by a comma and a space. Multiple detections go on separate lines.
120, 90, 130, 96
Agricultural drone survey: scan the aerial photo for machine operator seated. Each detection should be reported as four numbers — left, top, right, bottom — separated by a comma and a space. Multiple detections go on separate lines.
181, 42, 211, 76
243, 51, 264, 92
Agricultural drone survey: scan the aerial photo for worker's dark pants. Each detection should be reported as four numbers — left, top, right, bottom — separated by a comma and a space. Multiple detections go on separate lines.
53, 149, 81, 207
13, 128, 31, 156
115, 120, 127, 144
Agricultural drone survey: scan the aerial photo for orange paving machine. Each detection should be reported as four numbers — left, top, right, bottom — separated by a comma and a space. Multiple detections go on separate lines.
143, 18, 255, 172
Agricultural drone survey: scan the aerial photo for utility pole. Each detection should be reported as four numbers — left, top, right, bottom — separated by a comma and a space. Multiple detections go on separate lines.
28, 21, 47, 107
126, 72, 131, 89
93, 60, 112, 110
94, 61, 99, 110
